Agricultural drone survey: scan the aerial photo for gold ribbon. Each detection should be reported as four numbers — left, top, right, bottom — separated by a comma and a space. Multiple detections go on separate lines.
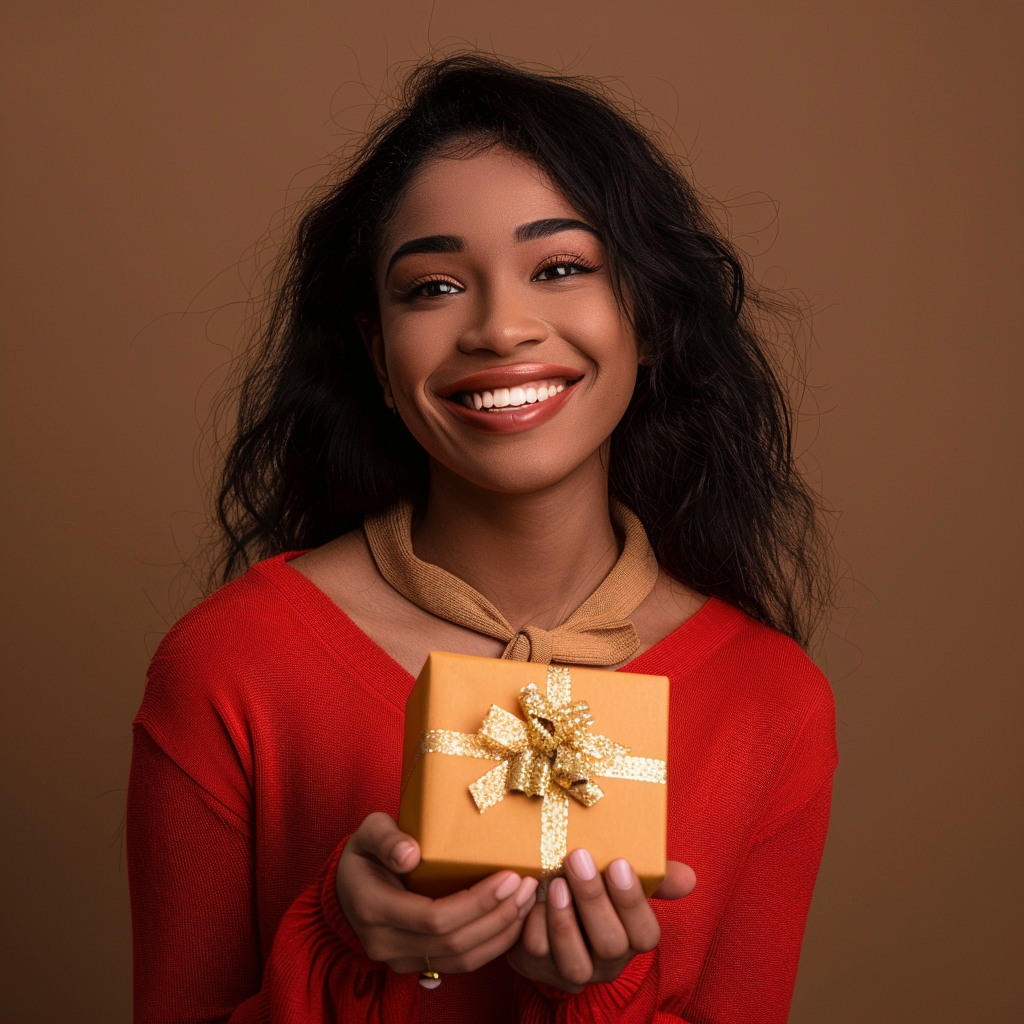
415, 666, 667, 873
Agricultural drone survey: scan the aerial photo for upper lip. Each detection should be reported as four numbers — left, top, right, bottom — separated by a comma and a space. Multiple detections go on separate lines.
437, 363, 584, 399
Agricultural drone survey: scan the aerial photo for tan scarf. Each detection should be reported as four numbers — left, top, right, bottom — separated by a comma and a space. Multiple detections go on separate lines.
362, 498, 659, 666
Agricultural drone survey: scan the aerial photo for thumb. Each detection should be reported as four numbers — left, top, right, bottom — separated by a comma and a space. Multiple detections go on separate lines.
351, 812, 421, 874
652, 860, 697, 900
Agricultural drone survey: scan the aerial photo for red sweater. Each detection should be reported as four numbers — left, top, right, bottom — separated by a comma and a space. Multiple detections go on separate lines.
128, 553, 837, 1024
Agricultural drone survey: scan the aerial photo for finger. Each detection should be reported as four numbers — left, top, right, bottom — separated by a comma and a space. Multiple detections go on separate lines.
431, 892, 536, 973
388, 892, 535, 974
349, 873, 535, 962
546, 877, 594, 986
604, 859, 661, 954
520, 898, 550, 958
358, 867, 528, 938
563, 849, 630, 962
347, 812, 420, 874
416, 877, 538, 960
651, 860, 697, 900
506, 936, 584, 995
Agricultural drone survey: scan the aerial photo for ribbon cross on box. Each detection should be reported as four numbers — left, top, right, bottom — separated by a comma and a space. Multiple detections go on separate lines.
416, 666, 667, 873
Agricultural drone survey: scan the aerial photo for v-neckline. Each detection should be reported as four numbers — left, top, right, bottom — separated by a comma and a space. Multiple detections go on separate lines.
253, 551, 747, 709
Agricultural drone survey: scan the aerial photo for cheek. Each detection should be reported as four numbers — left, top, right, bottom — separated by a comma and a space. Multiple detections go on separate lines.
555, 293, 637, 366
610, 362, 639, 410
377, 321, 436, 395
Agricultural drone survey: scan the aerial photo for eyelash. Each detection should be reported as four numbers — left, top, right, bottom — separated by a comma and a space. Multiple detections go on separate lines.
402, 253, 600, 299
534, 252, 601, 280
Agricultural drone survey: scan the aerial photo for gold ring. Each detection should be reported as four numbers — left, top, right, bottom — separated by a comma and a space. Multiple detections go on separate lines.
418, 956, 441, 989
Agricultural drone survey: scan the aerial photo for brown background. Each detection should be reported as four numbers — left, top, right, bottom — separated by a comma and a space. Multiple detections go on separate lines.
2, 2, 1021, 1020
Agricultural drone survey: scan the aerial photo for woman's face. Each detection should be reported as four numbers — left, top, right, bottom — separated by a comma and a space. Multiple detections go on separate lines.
369, 145, 639, 496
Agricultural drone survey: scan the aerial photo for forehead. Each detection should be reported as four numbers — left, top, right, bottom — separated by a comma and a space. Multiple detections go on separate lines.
382, 147, 581, 248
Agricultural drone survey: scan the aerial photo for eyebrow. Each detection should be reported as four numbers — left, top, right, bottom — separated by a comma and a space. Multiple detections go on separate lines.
384, 218, 602, 278
385, 234, 463, 278
513, 218, 601, 243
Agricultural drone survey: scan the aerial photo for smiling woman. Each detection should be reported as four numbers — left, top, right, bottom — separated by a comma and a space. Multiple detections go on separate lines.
367, 151, 640, 493
127, 54, 838, 1023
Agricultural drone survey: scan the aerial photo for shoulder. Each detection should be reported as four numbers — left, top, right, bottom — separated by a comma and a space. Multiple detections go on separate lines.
651, 597, 832, 714
134, 552, 363, 814
714, 605, 833, 718
143, 554, 311, 698
134, 555, 318, 773
654, 600, 838, 817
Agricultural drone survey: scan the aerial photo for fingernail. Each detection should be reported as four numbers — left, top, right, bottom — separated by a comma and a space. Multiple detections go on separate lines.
514, 876, 539, 907
494, 872, 521, 901
392, 841, 415, 867
567, 848, 596, 881
548, 877, 571, 910
607, 858, 634, 890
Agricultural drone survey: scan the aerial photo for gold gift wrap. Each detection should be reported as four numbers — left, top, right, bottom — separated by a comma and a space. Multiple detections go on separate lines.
398, 651, 669, 898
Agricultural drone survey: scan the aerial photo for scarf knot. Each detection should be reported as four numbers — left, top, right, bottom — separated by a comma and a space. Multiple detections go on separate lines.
504, 626, 552, 665
363, 499, 658, 667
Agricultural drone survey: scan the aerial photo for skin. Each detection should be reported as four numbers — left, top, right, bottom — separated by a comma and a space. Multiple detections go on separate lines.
292, 146, 700, 991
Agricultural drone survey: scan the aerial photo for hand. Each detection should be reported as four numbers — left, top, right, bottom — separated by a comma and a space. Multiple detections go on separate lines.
336, 812, 539, 974
506, 852, 697, 993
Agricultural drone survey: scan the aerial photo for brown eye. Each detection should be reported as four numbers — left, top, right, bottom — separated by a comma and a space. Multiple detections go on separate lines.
537, 263, 579, 280
533, 258, 598, 282
409, 278, 463, 298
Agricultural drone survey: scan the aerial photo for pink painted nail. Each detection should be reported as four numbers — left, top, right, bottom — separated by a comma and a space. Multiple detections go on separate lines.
568, 848, 597, 881
548, 877, 572, 910
607, 858, 634, 890
494, 872, 521, 901
514, 876, 539, 907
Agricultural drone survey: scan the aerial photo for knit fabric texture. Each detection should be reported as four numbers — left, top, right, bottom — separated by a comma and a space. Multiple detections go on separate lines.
362, 498, 659, 665
128, 552, 838, 1023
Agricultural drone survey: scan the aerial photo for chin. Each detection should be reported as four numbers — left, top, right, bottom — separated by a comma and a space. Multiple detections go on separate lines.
429, 446, 606, 498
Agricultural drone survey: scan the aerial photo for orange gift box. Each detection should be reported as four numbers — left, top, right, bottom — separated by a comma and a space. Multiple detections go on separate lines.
398, 651, 669, 898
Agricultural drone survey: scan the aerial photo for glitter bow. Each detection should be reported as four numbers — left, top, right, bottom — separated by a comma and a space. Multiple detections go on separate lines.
416, 666, 667, 873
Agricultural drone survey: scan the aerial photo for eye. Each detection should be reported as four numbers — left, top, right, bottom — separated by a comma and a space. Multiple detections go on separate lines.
533, 255, 600, 282
406, 277, 463, 299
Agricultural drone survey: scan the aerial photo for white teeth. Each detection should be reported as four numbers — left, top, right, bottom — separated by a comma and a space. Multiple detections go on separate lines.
453, 377, 575, 412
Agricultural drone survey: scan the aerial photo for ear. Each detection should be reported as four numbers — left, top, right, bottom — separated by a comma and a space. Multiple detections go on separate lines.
356, 313, 394, 408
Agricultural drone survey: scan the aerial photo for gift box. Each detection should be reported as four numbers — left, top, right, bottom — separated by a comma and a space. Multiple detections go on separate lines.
398, 651, 669, 898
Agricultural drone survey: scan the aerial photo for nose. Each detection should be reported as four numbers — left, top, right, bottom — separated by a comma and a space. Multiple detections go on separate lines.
457, 279, 550, 356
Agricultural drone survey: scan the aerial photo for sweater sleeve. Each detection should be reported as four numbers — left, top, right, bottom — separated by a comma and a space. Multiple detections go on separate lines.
680, 773, 835, 1023
127, 725, 419, 1024
512, 948, 666, 1023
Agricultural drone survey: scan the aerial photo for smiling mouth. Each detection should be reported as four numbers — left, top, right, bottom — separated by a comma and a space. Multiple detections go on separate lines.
450, 376, 580, 412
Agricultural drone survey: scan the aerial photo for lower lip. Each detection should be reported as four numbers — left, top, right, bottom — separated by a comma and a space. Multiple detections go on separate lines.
439, 384, 578, 434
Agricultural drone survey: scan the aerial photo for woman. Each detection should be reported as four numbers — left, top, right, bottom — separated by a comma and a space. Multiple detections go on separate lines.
128, 54, 837, 1023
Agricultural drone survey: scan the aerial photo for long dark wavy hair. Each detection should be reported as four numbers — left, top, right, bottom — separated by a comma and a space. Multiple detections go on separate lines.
213, 54, 834, 646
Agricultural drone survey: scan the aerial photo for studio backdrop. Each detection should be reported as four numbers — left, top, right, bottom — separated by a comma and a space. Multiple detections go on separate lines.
2, 2, 1020, 1021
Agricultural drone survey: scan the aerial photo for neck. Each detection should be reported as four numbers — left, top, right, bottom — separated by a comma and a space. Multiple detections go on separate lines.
412, 457, 620, 633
